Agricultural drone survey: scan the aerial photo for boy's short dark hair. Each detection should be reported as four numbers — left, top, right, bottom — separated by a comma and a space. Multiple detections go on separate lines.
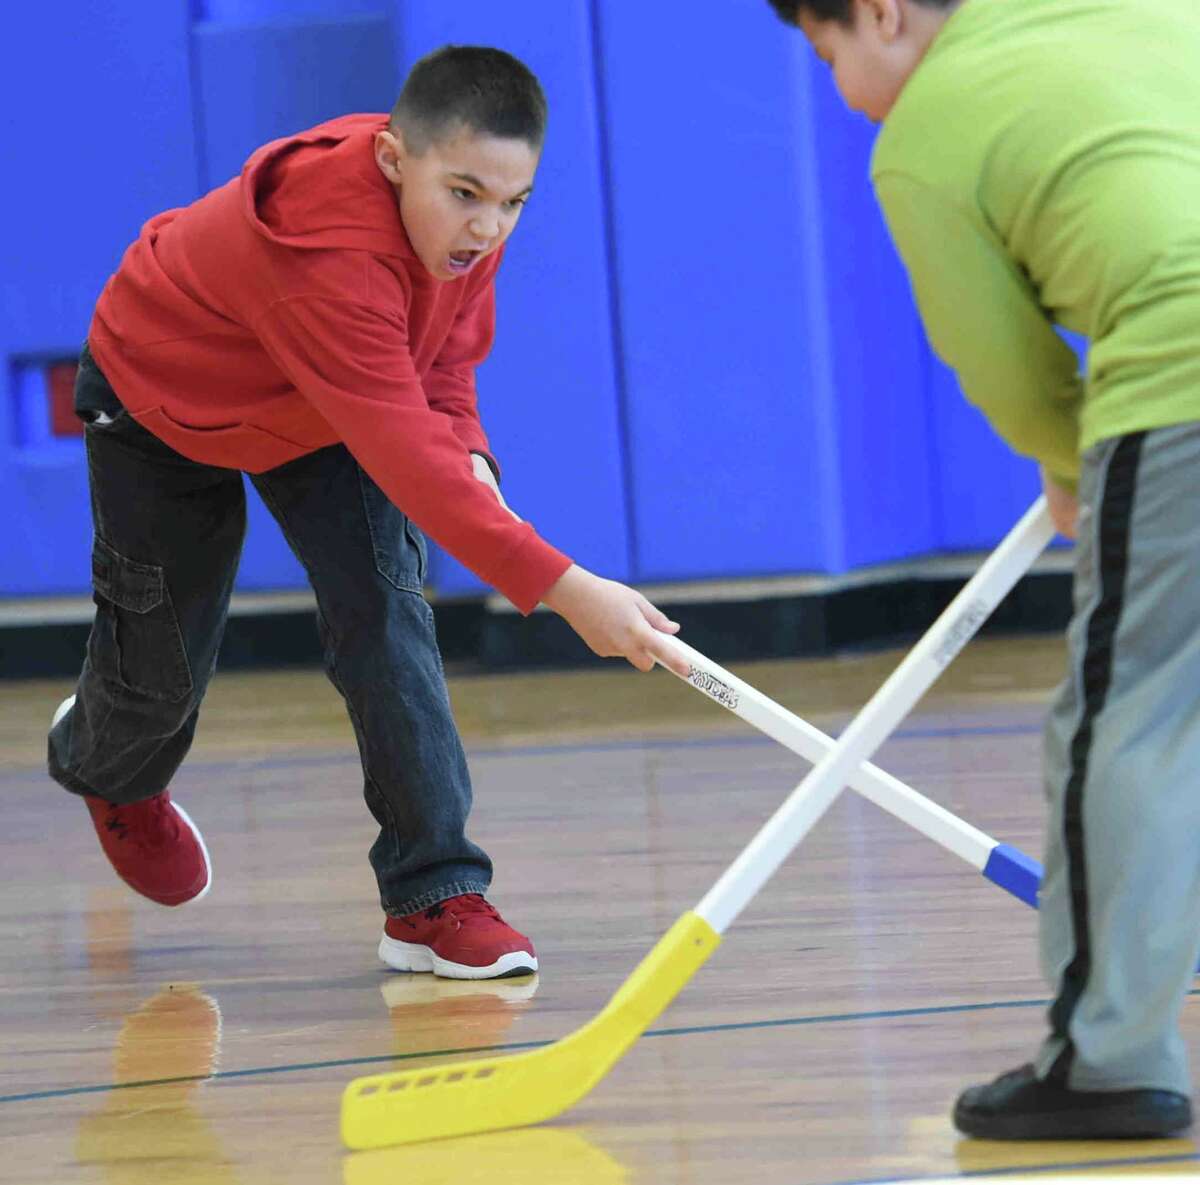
391, 45, 547, 155
768, 0, 957, 26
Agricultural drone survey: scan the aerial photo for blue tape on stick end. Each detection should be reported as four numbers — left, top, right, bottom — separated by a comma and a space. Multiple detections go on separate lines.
982, 843, 1042, 908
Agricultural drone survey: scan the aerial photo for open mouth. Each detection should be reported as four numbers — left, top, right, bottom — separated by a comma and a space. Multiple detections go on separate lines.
447, 249, 482, 275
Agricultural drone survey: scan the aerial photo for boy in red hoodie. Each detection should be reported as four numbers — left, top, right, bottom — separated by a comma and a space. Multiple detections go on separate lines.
47, 46, 685, 980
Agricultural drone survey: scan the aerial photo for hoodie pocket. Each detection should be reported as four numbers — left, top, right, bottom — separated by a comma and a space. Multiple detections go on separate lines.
89, 537, 194, 702
134, 405, 322, 471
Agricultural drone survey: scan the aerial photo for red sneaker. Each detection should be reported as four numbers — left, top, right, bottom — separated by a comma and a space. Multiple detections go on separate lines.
380, 894, 537, 980
84, 790, 212, 907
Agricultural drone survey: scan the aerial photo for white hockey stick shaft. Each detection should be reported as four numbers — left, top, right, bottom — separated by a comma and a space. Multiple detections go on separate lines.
656, 633, 1044, 907
692, 497, 1055, 934
658, 634, 995, 867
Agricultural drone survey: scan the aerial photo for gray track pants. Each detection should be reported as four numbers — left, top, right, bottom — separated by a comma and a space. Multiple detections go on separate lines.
1036, 423, 1200, 1096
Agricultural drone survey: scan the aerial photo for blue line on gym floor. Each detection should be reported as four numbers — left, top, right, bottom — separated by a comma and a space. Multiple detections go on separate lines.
0, 721, 1043, 784
4, 988, 1198, 1108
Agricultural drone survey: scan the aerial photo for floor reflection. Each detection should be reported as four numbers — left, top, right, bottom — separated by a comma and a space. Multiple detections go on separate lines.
343, 1126, 628, 1185
74, 983, 233, 1184
380, 971, 539, 1055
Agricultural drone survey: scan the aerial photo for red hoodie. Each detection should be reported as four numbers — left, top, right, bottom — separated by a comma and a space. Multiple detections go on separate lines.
88, 113, 571, 614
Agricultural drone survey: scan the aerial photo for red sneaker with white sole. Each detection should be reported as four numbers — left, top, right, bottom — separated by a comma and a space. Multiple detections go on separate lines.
84, 790, 212, 907
380, 894, 537, 980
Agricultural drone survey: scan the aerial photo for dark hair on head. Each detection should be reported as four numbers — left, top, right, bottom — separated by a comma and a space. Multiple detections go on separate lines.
767, 0, 958, 27
391, 45, 547, 155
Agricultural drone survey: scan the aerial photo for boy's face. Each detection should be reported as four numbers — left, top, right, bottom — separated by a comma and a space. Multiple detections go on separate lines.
798, 0, 947, 123
375, 125, 538, 281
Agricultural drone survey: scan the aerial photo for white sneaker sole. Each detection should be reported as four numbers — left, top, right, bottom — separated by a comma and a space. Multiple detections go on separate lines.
378, 933, 537, 980
51, 695, 76, 730
170, 802, 213, 905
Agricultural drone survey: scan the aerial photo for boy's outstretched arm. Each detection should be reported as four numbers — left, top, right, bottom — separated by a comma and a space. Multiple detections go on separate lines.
467, 459, 686, 674
418, 259, 688, 673
875, 171, 1083, 487
254, 295, 687, 675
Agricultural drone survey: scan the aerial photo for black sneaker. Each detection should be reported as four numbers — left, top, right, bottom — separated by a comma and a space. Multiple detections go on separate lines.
954, 1064, 1192, 1140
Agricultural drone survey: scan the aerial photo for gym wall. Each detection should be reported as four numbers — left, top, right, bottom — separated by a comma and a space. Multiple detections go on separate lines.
0, 0, 1048, 605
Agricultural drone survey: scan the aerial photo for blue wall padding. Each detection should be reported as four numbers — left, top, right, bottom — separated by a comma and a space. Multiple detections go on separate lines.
0, 1, 199, 595
982, 842, 1042, 908
391, 0, 634, 595
233, 495, 306, 591
12, 365, 60, 450
804, 72, 941, 570
198, 0, 384, 22
926, 360, 1044, 550
191, 13, 399, 191
594, 0, 841, 581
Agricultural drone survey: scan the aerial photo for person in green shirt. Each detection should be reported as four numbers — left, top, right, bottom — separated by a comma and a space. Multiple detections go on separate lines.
767, 0, 1200, 1142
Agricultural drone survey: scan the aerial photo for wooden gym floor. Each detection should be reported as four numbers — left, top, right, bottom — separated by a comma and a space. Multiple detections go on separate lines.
2, 635, 1199, 1184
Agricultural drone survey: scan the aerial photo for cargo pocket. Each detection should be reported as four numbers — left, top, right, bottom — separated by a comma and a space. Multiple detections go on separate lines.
359, 469, 428, 594
88, 536, 194, 702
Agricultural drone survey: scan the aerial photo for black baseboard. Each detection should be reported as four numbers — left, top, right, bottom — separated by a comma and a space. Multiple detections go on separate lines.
0, 570, 1072, 681
0, 599, 483, 681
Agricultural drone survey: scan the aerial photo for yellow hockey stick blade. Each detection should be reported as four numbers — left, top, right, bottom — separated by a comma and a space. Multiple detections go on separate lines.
341, 911, 720, 1150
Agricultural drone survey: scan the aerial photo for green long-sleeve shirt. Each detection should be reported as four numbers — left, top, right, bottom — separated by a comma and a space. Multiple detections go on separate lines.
872, 0, 1200, 484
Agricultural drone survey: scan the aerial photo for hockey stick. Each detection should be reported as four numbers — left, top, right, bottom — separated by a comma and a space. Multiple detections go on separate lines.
341, 497, 1055, 1150
656, 634, 1041, 907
